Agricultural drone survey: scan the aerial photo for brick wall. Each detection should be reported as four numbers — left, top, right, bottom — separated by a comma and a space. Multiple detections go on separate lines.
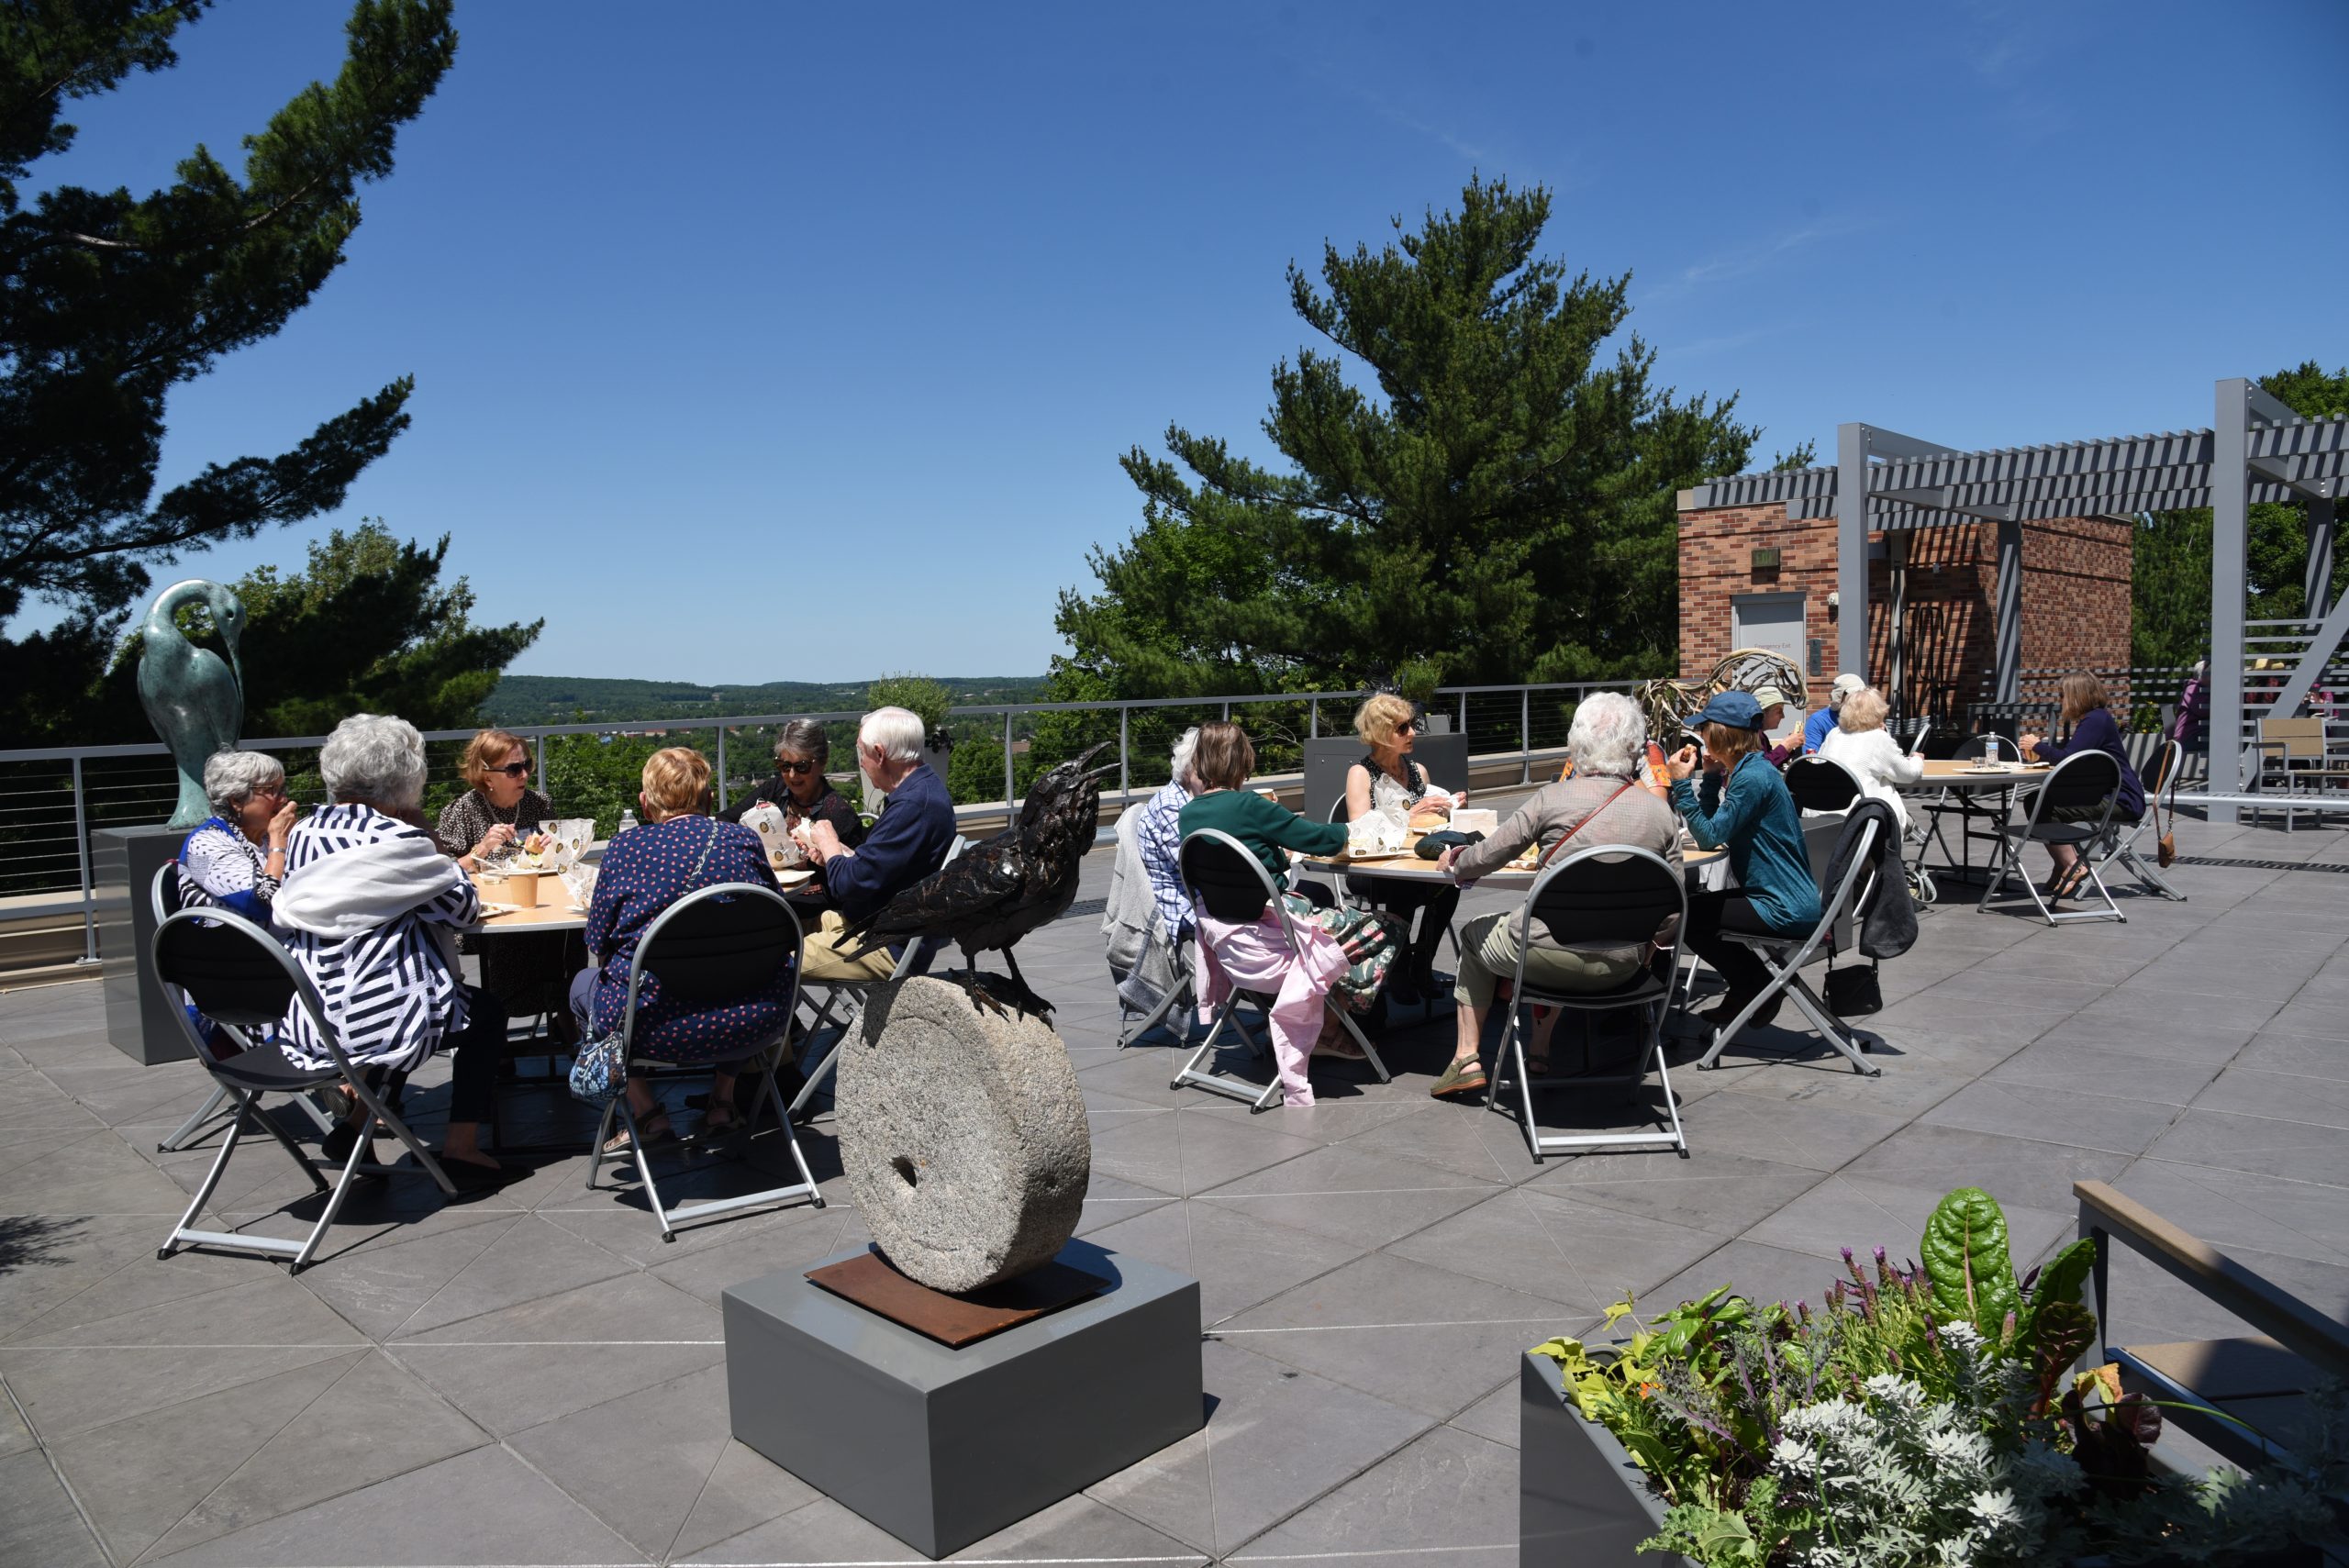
1675, 504, 2132, 718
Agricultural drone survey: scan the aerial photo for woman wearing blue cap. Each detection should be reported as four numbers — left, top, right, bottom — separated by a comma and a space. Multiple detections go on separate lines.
1664, 691, 1823, 1033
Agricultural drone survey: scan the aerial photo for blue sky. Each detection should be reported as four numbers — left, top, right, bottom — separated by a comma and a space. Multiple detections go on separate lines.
28, 0, 2349, 682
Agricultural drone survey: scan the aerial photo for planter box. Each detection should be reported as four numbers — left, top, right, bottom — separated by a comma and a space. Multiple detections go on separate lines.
1520, 1351, 1692, 1567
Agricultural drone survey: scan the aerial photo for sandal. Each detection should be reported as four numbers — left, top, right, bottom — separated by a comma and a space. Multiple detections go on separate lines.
603, 1110, 674, 1155
2051, 864, 2090, 901
697, 1103, 746, 1140
1430, 1056, 1488, 1098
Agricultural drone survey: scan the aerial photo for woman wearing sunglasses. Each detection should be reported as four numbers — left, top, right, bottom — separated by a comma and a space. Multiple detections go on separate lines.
718, 718, 867, 864
1342, 693, 1465, 1006
441, 728, 574, 1032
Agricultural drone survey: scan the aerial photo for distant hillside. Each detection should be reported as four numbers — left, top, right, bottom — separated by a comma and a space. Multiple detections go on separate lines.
483, 673, 1052, 726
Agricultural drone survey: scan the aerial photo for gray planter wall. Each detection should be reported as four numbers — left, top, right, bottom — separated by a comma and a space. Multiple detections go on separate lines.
1519, 1351, 1692, 1568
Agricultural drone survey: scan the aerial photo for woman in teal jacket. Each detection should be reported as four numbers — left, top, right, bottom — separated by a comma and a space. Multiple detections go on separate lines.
1666, 691, 1823, 1032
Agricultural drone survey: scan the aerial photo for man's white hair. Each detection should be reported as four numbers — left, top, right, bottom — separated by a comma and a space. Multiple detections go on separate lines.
202, 750, 285, 815
1169, 727, 1201, 787
1566, 691, 1645, 779
859, 706, 929, 764
319, 713, 427, 810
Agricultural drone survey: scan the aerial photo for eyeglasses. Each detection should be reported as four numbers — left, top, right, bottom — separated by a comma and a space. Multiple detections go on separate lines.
776, 759, 818, 775
494, 762, 530, 778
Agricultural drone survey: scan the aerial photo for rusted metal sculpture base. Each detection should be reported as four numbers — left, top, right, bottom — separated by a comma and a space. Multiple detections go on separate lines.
807, 1247, 1108, 1348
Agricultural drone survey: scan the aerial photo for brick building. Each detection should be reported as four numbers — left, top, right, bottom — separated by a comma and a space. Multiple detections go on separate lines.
1675, 499, 2132, 723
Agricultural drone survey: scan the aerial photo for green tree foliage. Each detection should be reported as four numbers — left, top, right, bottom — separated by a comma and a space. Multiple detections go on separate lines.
2133, 361, 2349, 667
1051, 175, 1762, 712
0, 0, 456, 701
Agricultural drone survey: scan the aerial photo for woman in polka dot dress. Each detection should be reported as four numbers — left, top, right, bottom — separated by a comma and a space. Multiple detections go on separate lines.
571, 747, 789, 1148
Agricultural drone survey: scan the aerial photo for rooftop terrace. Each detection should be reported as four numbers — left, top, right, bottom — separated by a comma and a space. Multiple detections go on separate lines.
4, 808, 2347, 1566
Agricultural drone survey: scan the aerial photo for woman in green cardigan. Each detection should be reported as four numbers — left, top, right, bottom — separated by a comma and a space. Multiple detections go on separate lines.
1665, 691, 1824, 1034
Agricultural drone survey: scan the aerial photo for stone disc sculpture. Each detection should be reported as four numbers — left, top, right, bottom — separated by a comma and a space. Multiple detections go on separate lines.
837, 975, 1092, 1293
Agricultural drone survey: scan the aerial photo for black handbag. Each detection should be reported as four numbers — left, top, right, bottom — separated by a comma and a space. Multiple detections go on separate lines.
1823, 957, 1884, 1017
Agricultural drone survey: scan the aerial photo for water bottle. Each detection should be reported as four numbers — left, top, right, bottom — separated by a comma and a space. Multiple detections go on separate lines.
615, 808, 638, 835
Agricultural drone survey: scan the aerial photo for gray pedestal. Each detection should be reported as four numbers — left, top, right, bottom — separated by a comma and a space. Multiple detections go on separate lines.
95, 825, 193, 1065
723, 1240, 1203, 1559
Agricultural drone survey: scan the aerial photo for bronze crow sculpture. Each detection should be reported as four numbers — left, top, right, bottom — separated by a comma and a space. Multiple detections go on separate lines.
839, 742, 1117, 1016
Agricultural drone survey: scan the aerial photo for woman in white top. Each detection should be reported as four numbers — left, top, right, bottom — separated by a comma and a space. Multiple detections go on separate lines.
1814, 686, 1924, 830
1342, 693, 1465, 1003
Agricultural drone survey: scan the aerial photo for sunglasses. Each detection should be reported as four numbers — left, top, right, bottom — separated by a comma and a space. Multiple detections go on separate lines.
776, 759, 818, 775
1396, 718, 1419, 735
494, 762, 530, 778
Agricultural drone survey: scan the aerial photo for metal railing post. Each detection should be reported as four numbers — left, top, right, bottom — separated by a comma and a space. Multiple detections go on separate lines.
1221, 701, 1230, 722
1119, 706, 1130, 805
1458, 690, 1468, 739
716, 728, 728, 806
1003, 710, 1015, 820
1520, 688, 1531, 784
72, 755, 97, 964
1309, 697, 1319, 738
535, 733, 548, 793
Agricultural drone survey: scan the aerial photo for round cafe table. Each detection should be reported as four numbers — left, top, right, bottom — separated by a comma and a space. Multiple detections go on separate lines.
1292, 839, 1727, 890
1895, 760, 2051, 883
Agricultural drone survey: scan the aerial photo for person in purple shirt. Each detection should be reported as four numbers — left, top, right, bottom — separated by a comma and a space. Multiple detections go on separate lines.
2019, 673, 2144, 900
797, 706, 957, 980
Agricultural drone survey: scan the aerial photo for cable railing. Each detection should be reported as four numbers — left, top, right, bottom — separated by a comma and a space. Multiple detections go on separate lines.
0, 680, 1642, 969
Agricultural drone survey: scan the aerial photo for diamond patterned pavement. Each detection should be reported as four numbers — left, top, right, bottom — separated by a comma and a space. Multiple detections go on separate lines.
4, 809, 2348, 1565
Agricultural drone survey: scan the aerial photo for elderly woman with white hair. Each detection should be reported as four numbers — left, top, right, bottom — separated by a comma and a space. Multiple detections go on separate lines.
176, 750, 300, 924
271, 714, 520, 1186
796, 705, 958, 981
1428, 692, 1685, 1098
1813, 685, 1924, 830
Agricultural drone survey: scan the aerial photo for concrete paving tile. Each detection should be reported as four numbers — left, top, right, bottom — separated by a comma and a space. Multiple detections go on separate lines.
1842, 1123, 2131, 1220
1521, 1149, 1826, 1234
1081, 1340, 1431, 1555
1387, 1188, 1726, 1315
678, 1494, 920, 1563
2194, 1066, 2349, 1129
1742, 1173, 2071, 1273
2105, 985, 2284, 1037
1071, 1173, 1180, 1240
0, 1343, 360, 1442
1233, 1424, 1515, 1562
2146, 1107, 2349, 1187
1087, 1106, 1318, 1198
0, 1128, 195, 1214
2043, 1008, 2256, 1063
664, 1440, 823, 1562
941, 1492, 1212, 1563
141, 1444, 642, 1566
1664, 1089, 1907, 1173
1447, 1376, 1520, 1450
2116, 1160, 2349, 1268
1986, 1040, 2223, 1106
1713, 1057, 1971, 1119
0, 1072, 106, 1132
0, 1387, 29, 1459
1193, 1144, 1493, 1251
644, 1206, 854, 1309
1215, 1251, 1580, 1419
2266, 1001, 2349, 1041
48, 1351, 365, 1562
0, 1212, 173, 1329
9, 1267, 368, 1351
142, 1349, 492, 1562
0, 1448, 107, 1568
1645, 1236, 1851, 1315
1189, 1095, 1433, 1148
1333, 1100, 1521, 1184
1921, 1079, 2185, 1156
387, 1212, 634, 1339
507, 1361, 740, 1560
1086, 1199, 1367, 1328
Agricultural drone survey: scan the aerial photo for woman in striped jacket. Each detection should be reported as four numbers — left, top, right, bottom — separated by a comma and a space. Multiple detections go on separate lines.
272, 714, 519, 1189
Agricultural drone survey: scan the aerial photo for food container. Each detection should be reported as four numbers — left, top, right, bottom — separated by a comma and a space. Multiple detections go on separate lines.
501, 871, 541, 907
1453, 807, 1499, 837
740, 804, 806, 869
1348, 813, 1407, 855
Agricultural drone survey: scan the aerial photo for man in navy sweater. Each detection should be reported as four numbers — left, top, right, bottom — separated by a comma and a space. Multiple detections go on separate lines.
798, 706, 957, 980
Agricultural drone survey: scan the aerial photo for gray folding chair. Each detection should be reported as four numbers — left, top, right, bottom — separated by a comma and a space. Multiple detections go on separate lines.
1697, 811, 1886, 1075
1170, 828, 1392, 1111
2091, 737, 2185, 902
151, 906, 458, 1273
1977, 751, 2125, 926
584, 882, 824, 1240
1484, 846, 1689, 1161
151, 864, 339, 1151
1784, 755, 1863, 815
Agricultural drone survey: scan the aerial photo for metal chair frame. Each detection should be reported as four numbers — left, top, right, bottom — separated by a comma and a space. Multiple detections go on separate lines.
1171, 828, 1392, 1111
785, 836, 968, 1120
1483, 845, 1690, 1161
584, 881, 824, 1240
2091, 737, 2186, 902
150, 863, 339, 1152
1976, 750, 2126, 926
1697, 813, 1885, 1075
1918, 733, 2012, 881
151, 906, 459, 1272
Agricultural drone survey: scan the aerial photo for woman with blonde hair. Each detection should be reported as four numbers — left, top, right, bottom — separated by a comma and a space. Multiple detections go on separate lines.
1814, 685, 1924, 830
2019, 673, 2143, 900
1342, 693, 1464, 1003
572, 747, 791, 1148
1665, 692, 1821, 1035
440, 727, 574, 1033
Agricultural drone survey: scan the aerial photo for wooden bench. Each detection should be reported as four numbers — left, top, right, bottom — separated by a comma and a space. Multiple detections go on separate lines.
2076, 1179, 2349, 1471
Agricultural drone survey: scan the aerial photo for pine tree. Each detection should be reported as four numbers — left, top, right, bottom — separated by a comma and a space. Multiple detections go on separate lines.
1052, 175, 1761, 704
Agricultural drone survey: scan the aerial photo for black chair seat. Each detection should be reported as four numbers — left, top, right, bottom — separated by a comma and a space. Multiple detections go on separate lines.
211, 1043, 339, 1093
1517, 970, 1671, 1010
2026, 822, 2102, 845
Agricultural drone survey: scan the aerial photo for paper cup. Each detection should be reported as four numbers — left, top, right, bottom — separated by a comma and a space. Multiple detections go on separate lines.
503, 871, 541, 907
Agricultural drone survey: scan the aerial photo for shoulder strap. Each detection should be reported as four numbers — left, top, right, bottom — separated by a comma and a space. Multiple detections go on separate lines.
1534, 781, 1637, 872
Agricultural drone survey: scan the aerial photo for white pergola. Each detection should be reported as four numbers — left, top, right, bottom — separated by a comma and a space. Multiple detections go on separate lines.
1682, 378, 2349, 822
